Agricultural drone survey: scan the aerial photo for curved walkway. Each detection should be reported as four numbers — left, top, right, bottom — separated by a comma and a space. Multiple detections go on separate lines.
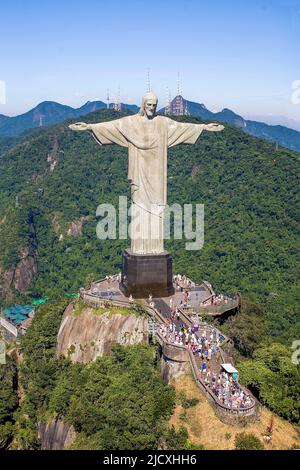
79, 277, 258, 420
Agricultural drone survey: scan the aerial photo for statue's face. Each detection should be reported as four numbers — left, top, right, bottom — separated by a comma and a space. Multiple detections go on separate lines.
144, 99, 157, 118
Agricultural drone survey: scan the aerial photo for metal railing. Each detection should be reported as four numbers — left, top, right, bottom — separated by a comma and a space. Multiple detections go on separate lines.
198, 298, 239, 315
79, 288, 256, 417
151, 306, 256, 416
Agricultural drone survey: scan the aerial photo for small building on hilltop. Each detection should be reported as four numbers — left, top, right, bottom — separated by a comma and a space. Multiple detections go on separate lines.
0, 304, 35, 341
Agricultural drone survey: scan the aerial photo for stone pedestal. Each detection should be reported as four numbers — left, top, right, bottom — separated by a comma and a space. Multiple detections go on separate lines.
120, 249, 174, 298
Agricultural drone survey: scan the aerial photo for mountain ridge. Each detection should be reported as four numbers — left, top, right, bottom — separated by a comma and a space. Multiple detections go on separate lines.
162, 97, 300, 153
1, 97, 299, 153
0, 100, 137, 137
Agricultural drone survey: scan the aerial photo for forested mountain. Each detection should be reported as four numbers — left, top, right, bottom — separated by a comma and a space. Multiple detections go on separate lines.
1, 97, 300, 154
161, 97, 300, 153
0, 108, 299, 345
0, 114, 9, 127
0, 136, 19, 154
0, 101, 138, 137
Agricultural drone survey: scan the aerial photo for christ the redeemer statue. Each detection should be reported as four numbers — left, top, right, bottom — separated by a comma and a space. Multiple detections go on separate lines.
69, 92, 224, 256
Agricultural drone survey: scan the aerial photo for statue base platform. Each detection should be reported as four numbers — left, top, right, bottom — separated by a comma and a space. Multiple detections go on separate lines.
120, 249, 174, 298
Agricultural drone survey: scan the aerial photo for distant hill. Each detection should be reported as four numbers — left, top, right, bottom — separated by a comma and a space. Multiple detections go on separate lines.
109, 103, 139, 114
246, 114, 300, 132
0, 101, 139, 137
0, 101, 86, 137
161, 96, 300, 153
0, 114, 10, 127
0, 97, 300, 152
1, 97, 300, 153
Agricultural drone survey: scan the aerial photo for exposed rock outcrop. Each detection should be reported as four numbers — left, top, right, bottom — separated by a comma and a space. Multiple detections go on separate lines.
47, 135, 59, 172
191, 164, 201, 176
0, 267, 14, 302
67, 216, 90, 237
38, 419, 76, 450
0, 246, 37, 301
56, 302, 148, 363
14, 247, 37, 292
51, 213, 89, 239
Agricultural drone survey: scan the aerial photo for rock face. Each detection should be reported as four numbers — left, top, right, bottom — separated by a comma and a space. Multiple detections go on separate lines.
47, 135, 59, 172
0, 247, 37, 301
191, 164, 201, 176
56, 302, 149, 363
38, 302, 149, 449
14, 248, 37, 291
67, 216, 90, 237
0, 267, 14, 302
38, 419, 76, 450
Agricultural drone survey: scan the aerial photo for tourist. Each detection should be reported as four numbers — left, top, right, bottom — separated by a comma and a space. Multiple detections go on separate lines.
207, 348, 212, 361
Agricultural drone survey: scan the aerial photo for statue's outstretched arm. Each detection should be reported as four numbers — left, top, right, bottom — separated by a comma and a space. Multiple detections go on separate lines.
204, 123, 225, 132
69, 122, 91, 131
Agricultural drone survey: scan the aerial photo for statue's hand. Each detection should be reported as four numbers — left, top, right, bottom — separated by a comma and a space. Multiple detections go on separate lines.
68, 122, 90, 131
205, 123, 225, 132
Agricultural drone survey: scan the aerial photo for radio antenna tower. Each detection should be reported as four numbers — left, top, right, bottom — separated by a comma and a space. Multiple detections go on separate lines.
146, 68, 151, 92
117, 86, 121, 111
106, 88, 110, 109
177, 71, 181, 96
113, 87, 121, 112
165, 86, 171, 115
173, 72, 188, 115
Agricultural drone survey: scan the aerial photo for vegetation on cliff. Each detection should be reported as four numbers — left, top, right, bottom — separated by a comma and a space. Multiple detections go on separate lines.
11, 300, 175, 449
0, 356, 18, 449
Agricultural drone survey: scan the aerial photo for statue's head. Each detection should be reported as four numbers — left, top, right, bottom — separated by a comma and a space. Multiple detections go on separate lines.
139, 92, 158, 119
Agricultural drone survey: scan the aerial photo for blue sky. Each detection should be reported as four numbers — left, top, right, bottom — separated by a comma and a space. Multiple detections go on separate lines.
0, 0, 299, 127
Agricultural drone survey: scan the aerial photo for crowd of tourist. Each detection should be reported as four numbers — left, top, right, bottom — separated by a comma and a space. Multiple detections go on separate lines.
200, 292, 240, 308
173, 274, 194, 291
159, 320, 221, 357
104, 273, 122, 283
89, 274, 251, 411
208, 372, 253, 410
158, 318, 253, 411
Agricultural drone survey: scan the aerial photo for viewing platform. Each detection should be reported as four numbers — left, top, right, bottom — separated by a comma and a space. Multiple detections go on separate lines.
78, 274, 258, 424
83, 274, 240, 318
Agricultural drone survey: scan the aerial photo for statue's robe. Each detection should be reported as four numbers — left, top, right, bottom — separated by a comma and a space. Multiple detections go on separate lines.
90, 114, 205, 254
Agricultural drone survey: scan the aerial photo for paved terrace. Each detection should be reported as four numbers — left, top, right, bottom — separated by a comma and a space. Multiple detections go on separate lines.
85, 275, 239, 317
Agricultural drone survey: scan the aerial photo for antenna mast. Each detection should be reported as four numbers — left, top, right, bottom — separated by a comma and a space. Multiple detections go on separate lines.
177, 71, 180, 96
173, 71, 188, 115
165, 86, 171, 115
106, 88, 110, 109
146, 68, 151, 92
113, 86, 121, 112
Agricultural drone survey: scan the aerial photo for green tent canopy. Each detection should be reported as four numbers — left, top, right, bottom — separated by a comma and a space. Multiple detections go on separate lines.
31, 298, 49, 306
